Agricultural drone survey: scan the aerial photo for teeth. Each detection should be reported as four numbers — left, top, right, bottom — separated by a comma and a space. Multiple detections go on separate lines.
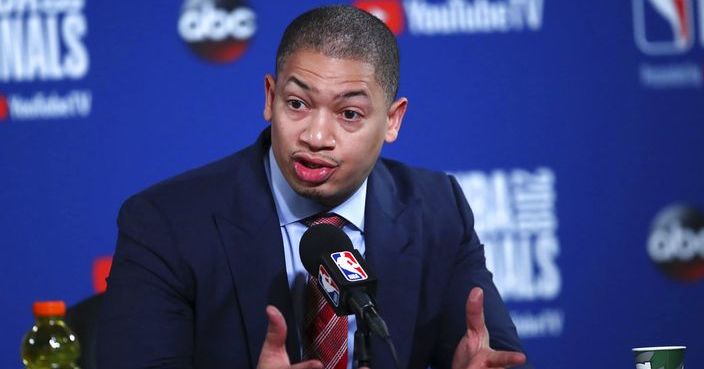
303, 162, 321, 169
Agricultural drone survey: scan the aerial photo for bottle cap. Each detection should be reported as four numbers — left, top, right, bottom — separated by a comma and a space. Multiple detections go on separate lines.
33, 301, 66, 317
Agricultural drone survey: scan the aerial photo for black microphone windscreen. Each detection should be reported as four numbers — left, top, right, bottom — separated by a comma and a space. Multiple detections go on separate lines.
299, 224, 354, 276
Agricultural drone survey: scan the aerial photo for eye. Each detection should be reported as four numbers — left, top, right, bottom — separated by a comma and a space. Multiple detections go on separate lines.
342, 109, 362, 121
287, 99, 306, 110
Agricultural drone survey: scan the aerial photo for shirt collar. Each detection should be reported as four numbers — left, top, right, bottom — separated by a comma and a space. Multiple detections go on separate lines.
265, 148, 366, 231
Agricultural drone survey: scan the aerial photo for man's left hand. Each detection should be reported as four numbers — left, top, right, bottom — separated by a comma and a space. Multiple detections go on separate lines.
451, 288, 527, 369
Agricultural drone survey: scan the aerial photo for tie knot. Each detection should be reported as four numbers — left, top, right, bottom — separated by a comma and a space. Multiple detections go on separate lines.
303, 213, 347, 229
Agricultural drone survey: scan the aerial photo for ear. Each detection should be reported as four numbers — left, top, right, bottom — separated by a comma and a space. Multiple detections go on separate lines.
384, 97, 408, 143
263, 74, 276, 122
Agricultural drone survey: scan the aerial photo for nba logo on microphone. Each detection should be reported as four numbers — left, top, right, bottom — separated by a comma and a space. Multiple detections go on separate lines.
331, 251, 368, 281
633, 0, 695, 54
319, 265, 341, 307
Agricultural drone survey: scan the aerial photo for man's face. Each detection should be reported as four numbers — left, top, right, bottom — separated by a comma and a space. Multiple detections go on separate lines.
264, 50, 407, 207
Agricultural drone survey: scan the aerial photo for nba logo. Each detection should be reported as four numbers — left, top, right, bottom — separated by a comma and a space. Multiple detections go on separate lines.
633, 0, 695, 54
318, 265, 341, 307
331, 251, 368, 282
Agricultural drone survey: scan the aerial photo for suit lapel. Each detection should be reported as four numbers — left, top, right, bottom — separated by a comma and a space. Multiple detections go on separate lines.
364, 163, 423, 369
213, 131, 300, 368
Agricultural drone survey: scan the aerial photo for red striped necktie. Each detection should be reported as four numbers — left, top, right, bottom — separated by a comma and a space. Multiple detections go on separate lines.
302, 213, 348, 369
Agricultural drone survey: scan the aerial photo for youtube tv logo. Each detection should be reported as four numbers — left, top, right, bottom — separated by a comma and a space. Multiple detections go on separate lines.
354, 0, 406, 35
354, 0, 544, 36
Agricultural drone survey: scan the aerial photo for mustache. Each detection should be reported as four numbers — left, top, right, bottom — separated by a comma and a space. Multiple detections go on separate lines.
290, 150, 341, 166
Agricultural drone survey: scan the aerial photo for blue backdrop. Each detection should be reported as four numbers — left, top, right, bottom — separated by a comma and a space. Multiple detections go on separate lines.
2, 0, 703, 368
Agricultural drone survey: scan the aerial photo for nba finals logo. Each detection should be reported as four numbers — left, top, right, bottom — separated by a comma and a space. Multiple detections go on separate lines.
633, 0, 695, 54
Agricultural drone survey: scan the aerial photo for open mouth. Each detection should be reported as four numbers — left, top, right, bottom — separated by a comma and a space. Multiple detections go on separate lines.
300, 161, 324, 169
292, 154, 337, 185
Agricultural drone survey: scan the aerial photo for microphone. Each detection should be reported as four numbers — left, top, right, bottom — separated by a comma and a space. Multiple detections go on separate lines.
299, 224, 390, 340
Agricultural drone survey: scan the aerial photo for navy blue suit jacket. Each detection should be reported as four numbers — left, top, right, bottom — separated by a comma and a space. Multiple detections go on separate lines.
97, 129, 528, 369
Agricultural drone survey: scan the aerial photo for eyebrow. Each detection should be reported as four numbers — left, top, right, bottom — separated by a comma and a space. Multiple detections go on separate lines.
286, 76, 316, 93
285, 76, 370, 101
336, 90, 370, 101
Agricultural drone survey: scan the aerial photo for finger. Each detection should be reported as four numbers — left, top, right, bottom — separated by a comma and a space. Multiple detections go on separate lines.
262, 305, 287, 350
485, 350, 527, 368
290, 359, 323, 369
466, 287, 486, 334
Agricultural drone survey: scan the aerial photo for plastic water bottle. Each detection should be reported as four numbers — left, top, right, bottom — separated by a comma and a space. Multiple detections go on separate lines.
21, 301, 81, 369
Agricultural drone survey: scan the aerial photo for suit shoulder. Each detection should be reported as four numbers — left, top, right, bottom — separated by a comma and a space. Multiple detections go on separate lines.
142, 154, 235, 198
121, 145, 257, 219
378, 157, 458, 199
376, 158, 476, 252
376, 157, 472, 225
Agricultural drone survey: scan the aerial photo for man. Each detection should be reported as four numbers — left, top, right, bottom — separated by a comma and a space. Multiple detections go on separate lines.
97, 5, 529, 369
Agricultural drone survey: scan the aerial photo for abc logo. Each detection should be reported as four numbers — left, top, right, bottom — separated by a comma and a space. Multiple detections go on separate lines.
178, 0, 256, 63
647, 204, 704, 281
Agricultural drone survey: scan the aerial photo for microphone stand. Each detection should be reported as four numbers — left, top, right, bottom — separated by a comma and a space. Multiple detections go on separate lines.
353, 313, 372, 368
349, 290, 400, 368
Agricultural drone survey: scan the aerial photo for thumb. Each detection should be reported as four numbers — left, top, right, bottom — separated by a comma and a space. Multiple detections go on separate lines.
262, 305, 287, 351
466, 287, 486, 336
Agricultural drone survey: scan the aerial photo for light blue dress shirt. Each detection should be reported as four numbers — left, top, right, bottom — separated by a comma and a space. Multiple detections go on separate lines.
265, 148, 367, 369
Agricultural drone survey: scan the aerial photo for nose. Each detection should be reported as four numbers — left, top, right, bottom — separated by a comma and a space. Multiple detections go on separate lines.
299, 110, 336, 151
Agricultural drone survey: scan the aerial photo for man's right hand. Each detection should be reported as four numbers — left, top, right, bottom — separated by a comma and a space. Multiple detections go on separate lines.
451, 288, 526, 369
257, 305, 324, 369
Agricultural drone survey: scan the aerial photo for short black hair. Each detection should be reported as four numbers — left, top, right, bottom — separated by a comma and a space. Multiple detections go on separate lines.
275, 5, 400, 102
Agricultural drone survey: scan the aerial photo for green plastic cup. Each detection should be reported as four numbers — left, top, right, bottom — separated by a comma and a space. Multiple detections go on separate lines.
633, 346, 686, 369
